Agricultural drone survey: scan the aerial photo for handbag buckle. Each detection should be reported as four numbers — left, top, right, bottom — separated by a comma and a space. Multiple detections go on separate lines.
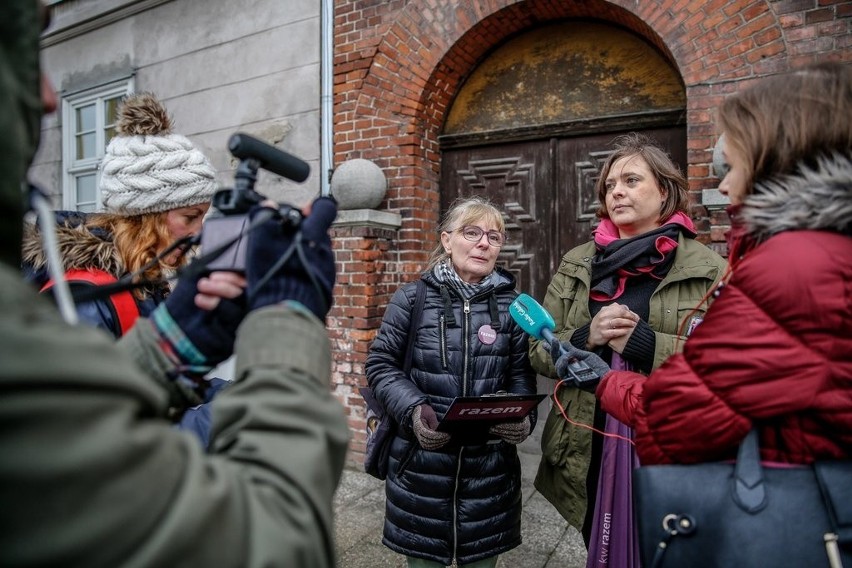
652, 514, 698, 568
662, 513, 696, 536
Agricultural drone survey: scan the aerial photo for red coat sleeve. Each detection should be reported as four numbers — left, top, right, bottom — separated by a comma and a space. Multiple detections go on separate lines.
599, 232, 845, 465
596, 370, 645, 428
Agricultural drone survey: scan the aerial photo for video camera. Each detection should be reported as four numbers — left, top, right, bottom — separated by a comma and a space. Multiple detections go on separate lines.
199, 133, 310, 272
30, 133, 315, 318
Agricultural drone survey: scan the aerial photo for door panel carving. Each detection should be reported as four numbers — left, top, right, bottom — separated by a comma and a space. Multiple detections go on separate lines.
575, 151, 612, 222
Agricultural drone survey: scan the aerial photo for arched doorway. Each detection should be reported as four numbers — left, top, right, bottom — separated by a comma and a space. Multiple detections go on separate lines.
439, 20, 686, 302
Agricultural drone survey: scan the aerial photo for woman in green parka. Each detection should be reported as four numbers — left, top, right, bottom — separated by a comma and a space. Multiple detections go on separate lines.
528, 133, 727, 546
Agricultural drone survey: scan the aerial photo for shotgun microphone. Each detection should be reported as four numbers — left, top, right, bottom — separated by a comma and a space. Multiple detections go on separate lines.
228, 133, 310, 183
509, 293, 599, 385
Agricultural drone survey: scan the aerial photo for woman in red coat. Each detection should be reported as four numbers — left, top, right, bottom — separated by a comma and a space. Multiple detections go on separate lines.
593, 62, 852, 465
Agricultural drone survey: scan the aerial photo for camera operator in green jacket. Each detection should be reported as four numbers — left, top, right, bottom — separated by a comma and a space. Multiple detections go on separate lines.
0, 2, 349, 566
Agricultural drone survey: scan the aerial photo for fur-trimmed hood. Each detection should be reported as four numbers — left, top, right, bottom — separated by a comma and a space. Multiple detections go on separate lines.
741, 153, 852, 242
21, 213, 124, 286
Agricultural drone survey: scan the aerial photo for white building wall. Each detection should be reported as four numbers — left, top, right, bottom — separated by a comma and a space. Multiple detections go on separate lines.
34, 0, 322, 208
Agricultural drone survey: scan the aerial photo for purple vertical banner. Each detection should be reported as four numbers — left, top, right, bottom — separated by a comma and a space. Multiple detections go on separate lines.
586, 355, 641, 568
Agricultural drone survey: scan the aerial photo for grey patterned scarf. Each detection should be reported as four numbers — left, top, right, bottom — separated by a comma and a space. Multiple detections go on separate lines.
435, 260, 494, 299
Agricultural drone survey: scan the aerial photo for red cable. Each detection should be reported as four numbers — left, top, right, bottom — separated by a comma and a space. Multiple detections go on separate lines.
552, 379, 635, 446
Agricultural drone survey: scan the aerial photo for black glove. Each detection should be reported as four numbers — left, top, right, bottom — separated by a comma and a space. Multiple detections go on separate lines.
245, 196, 337, 321
489, 416, 531, 444
151, 272, 247, 371
412, 404, 451, 450
550, 340, 611, 392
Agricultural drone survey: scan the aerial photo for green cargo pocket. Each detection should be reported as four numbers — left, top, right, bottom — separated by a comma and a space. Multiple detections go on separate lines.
540, 405, 571, 466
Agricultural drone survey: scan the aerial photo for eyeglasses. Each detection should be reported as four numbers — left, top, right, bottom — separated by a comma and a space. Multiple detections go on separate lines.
452, 225, 506, 247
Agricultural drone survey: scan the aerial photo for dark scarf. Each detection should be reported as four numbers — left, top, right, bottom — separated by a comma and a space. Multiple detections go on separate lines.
589, 213, 696, 301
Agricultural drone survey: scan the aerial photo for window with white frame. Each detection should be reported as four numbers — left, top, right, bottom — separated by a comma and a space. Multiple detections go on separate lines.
61, 79, 134, 212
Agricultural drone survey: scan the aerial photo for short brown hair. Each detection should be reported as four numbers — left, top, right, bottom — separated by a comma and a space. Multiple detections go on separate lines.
717, 62, 852, 193
594, 133, 690, 221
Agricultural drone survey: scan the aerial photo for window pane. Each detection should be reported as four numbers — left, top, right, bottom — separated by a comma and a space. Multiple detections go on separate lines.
76, 132, 96, 160
75, 173, 98, 212
103, 96, 122, 126
104, 126, 116, 149
75, 104, 96, 133
103, 96, 124, 150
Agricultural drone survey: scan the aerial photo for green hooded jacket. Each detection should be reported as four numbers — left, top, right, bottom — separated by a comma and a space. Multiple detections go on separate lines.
0, 279, 350, 567
0, 3, 349, 565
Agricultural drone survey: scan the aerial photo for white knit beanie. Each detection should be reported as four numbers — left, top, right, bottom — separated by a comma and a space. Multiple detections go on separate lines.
99, 93, 218, 216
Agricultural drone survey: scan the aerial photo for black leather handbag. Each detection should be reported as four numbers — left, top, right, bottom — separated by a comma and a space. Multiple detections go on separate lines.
633, 429, 852, 568
360, 385, 394, 480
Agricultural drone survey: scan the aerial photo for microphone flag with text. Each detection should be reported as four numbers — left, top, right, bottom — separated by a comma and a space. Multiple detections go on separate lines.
509, 293, 602, 387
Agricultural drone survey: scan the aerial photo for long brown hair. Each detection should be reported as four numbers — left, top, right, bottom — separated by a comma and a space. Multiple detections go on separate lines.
717, 62, 852, 193
594, 133, 690, 222
86, 212, 179, 298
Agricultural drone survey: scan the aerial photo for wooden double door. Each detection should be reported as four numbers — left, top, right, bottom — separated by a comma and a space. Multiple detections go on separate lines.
440, 126, 686, 303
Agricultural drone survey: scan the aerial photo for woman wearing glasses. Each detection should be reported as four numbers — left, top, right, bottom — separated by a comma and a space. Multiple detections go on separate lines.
527, 133, 726, 550
366, 196, 536, 568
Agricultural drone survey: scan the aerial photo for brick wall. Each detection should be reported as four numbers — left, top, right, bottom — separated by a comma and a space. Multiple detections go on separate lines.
328, 223, 404, 458
333, 0, 851, 468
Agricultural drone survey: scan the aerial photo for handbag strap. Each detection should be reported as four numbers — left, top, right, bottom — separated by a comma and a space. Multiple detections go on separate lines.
735, 429, 852, 562
403, 279, 426, 375
649, 430, 772, 568
732, 429, 767, 513
359, 279, 427, 418
358, 280, 426, 412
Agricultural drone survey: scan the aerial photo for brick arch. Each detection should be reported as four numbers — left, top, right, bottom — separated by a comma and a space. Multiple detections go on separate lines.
334, 0, 786, 221
330, 0, 791, 322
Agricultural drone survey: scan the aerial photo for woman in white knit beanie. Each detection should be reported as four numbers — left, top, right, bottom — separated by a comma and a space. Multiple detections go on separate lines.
22, 92, 219, 338
96, 91, 218, 271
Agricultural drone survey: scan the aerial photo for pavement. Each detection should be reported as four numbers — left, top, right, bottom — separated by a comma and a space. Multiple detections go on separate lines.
333, 428, 588, 567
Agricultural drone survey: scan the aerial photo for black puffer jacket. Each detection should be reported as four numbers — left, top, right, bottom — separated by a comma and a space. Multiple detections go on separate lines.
365, 266, 536, 565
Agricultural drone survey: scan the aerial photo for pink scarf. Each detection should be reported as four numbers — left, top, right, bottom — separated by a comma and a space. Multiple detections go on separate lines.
589, 212, 696, 302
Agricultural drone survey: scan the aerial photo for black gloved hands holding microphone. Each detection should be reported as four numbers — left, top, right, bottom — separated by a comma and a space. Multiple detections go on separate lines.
148, 196, 337, 404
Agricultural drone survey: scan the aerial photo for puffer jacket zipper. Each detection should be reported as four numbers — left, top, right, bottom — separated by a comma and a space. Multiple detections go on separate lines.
452, 448, 464, 561
461, 299, 471, 396
453, 297, 473, 563
439, 312, 448, 369
444, 283, 511, 564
